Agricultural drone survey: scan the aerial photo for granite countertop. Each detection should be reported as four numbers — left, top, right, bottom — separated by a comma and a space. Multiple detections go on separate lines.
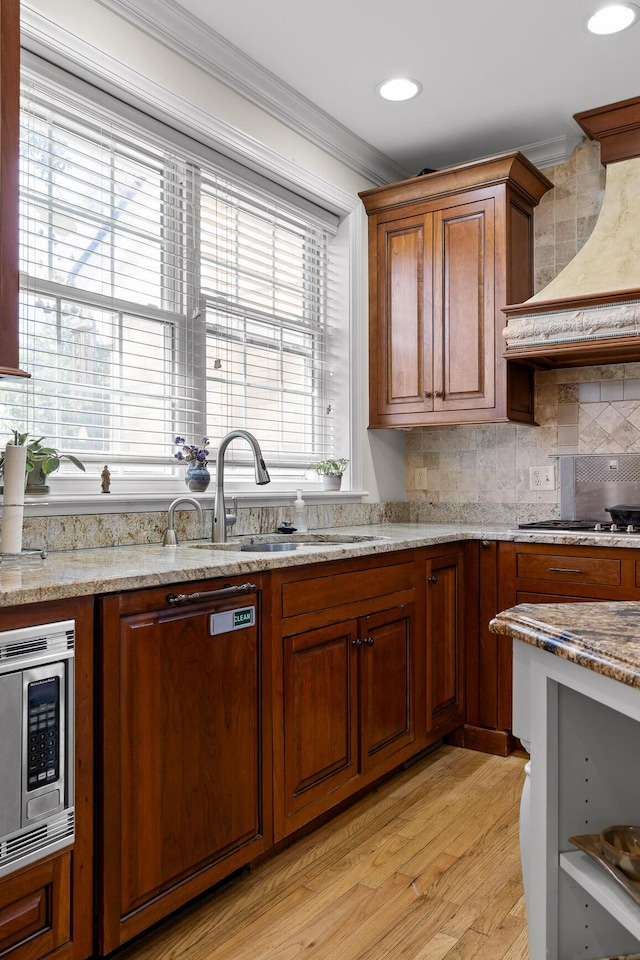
5, 519, 640, 608
490, 601, 640, 689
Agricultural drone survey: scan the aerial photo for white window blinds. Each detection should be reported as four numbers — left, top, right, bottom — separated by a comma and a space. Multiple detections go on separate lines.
0, 63, 340, 479
201, 174, 336, 468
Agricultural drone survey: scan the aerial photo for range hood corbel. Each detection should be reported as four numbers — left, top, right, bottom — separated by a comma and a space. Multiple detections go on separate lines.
503, 96, 640, 368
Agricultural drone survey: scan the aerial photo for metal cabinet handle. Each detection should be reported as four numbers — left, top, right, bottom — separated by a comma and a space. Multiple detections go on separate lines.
166, 582, 257, 605
423, 391, 432, 398
363, 636, 375, 646
352, 637, 362, 648
548, 567, 583, 574
433, 390, 443, 398
428, 575, 438, 584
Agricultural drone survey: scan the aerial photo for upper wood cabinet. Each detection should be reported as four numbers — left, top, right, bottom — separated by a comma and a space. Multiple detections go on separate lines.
0, 0, 27, 379
360, 153, 551, 428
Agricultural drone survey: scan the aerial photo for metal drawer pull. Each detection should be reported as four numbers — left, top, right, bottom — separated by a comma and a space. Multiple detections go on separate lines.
548, 567, 583, 574
363, 636, 375, 646
352, 638, 362, 648
428, 575, 438, 584
167, 582, 257, 605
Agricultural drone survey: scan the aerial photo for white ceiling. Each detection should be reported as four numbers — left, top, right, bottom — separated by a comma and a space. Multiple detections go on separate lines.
163, 0, 638, 176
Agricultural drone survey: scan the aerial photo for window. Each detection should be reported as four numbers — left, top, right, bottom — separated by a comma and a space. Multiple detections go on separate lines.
0, 63, 343, 491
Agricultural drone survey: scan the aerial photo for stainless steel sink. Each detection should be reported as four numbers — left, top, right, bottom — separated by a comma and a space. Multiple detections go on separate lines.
188, 533, 386, 551
239, 541, 298, 552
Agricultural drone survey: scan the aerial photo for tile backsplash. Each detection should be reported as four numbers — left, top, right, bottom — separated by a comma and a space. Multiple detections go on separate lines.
406, 364, 640, 524
532, 138, 605, 292
15, 500, 409, 553
556, 369, 640, 454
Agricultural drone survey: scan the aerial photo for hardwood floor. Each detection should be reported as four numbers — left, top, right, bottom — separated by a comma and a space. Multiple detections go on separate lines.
117, 746, 528, 960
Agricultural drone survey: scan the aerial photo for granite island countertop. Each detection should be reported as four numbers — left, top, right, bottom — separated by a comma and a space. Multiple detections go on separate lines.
490, 601, 640, 689
5, 519, 640, 608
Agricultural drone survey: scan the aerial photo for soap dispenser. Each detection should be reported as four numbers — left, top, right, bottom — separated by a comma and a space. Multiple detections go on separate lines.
293, 489, 308, 533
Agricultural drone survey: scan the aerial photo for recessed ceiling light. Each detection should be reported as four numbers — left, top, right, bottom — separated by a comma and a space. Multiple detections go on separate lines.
587, 2, 639, 34
377, 78, 422, 102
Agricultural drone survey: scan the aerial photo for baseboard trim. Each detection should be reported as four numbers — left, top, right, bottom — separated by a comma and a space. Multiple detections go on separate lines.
446, 724, 519, 757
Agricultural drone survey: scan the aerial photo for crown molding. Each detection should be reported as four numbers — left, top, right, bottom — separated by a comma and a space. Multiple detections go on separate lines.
518, 133, 585, 169
19, 11, 363, 218
88, 0, 409, 185
22, 1, 585, 189
89, 1, 589, 175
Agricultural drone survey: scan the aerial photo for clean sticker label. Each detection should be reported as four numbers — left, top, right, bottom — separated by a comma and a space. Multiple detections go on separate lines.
209, 606, 255, 635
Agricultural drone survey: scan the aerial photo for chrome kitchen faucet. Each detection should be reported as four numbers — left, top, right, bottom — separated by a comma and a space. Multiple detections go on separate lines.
163, 496, 204, 546
212, 431, 270, 543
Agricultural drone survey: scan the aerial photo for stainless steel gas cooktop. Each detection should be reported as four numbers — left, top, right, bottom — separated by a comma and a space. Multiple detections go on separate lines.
518, 519, 640, 534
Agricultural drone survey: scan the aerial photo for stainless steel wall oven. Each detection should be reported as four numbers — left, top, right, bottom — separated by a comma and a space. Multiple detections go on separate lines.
0, 619, 75, 878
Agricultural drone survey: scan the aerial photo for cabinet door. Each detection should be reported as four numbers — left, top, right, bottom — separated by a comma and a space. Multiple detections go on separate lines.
370, 213, 433, 421
115, 605, 263, 920
0, 853, 70, 960
283, 620, 359, 819
359, 604, 415, 774
426, 552, 464, 734
0, 0, 27, 379
432, 198, 495, 413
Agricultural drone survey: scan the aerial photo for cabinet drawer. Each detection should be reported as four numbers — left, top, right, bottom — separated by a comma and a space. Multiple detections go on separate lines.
0, 852, 71, 959
516, 553, 621, 587
281, 561, 415, 621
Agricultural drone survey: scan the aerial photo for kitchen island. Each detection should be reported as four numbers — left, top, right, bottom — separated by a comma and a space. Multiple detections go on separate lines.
490, 601, 640, 959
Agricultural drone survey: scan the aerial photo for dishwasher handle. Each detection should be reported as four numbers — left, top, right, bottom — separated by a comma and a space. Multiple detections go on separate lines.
166, 582, 258, 606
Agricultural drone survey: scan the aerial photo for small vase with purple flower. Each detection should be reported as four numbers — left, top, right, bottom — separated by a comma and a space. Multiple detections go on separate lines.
174, 436, 211, 492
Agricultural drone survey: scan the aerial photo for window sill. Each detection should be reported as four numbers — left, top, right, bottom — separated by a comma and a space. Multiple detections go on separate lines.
5, 488, 368, 518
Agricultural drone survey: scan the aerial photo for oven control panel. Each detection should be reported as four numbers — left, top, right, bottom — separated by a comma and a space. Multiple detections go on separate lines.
27, 676, 60, 790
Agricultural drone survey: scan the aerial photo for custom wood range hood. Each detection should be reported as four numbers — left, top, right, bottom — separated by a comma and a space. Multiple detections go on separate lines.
502, 96, 640, 369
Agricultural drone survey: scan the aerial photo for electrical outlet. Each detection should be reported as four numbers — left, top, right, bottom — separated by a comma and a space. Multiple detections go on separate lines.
529, 465, 556, 490
415, 467, 428, 490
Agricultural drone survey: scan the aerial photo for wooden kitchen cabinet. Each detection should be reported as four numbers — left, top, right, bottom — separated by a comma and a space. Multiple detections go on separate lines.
272, 553, 417, 839
459, 540, 518, 756
0, 853, 71, 960
463, 540, 640, 756
282, 619, 359, 815
359, 153, 551, 428
359, 604, 415, 774
0, 0, 28, 379
0, 597, 93, 960
424, 548, 465, 737
97, 575, 272, 955
497, 541, 637, 606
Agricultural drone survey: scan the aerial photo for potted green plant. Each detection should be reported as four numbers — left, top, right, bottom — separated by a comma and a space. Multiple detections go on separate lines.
0, 431, 85, 495
312, 457, 349, 491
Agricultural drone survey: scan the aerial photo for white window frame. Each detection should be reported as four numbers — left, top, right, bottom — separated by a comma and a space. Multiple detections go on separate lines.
12, 49, 366, 510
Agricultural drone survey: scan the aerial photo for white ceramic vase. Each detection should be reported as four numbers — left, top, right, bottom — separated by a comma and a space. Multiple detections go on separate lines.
321, 475, 341, 491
